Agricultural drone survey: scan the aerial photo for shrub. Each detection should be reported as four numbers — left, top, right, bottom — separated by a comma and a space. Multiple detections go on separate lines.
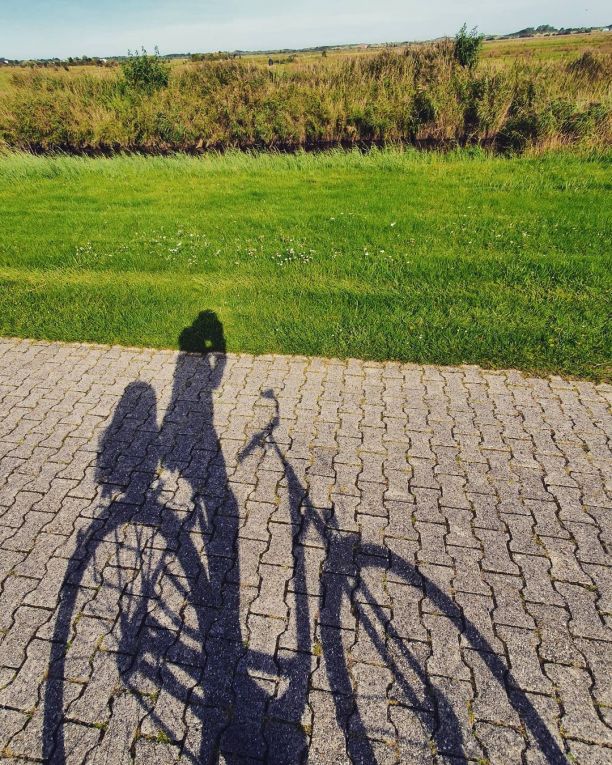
566, 102, 610, 139
462, 73, 512, 140
454, 24, 483, 70
121, 48, 169, 93
411, 90, 437, 136
567, 50, 612, 81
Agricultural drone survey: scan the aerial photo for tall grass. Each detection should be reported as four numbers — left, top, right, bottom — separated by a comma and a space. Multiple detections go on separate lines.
0, 41, 610, 153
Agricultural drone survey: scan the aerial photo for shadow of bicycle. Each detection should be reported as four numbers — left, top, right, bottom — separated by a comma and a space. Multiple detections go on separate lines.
43, 312, 565, 764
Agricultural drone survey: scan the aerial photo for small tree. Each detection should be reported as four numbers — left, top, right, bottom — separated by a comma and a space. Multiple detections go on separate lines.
454, 24, 483, 69
121, 47, 169, 93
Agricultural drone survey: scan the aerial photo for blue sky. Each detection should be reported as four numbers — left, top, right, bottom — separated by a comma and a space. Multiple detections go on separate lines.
0, 1, 609, 59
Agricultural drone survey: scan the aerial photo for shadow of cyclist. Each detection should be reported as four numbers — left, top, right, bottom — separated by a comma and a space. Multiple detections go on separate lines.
164, 311, 310, 761
42, 311, 566, 765
43, 312, 309, 764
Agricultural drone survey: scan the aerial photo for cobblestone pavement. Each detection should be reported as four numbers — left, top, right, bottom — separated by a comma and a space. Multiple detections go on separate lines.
0, 332, 611, 765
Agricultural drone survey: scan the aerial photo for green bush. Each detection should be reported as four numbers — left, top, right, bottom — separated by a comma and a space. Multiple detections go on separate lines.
121, 48, 169, 94
567, 50, 611, 81
454, 24, 483, 70
411, 91, 437, 136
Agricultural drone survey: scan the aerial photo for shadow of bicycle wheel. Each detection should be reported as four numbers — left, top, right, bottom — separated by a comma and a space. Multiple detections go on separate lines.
319, 543, 566, 763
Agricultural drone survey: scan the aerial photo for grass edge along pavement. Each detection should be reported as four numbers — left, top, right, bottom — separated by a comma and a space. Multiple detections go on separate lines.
0, 148, 610, 381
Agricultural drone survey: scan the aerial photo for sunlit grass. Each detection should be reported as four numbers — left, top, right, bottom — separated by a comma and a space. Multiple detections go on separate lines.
0, 149, 609, 379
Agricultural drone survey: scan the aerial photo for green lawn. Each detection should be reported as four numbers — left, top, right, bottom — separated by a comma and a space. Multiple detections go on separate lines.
0, 149, 610, 380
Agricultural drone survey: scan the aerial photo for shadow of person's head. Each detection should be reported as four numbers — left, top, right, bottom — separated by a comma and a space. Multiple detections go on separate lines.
178, 310, 227, 390
178, 310, 226, 354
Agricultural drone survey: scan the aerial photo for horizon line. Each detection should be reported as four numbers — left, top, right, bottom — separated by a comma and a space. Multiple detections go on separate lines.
2, 21, 610, 63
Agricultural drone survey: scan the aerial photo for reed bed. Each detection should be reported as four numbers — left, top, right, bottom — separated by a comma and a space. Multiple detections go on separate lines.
0, 42, 610, 153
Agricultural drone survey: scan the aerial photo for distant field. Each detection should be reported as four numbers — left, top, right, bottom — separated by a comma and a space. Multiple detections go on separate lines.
1, 31, 610, 90
0, 63, 115, 92
482, 31, 612, 62
0, 150, 609, 379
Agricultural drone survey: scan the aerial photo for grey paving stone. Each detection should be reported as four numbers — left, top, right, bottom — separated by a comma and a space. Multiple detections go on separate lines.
61, 721, 102, 764
456, 591, 505, 655
515, 553, 565, 607
474, 722, 527, 765
0, 338, 610, 765
497, 625, 553, 695
527, 603, 585, 667
545, 664, 612, 747
424, 614, 470, 681
308, 689, 352, 764
566, 740, 612, 765
390, 706, 435, 764
430, 676, 483, 760
463, 649, 520, 728
556, 582, 612, 641
0, 707, 28, 750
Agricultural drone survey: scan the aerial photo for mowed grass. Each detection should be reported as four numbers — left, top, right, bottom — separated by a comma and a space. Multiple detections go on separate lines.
0, 150, 610, 379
